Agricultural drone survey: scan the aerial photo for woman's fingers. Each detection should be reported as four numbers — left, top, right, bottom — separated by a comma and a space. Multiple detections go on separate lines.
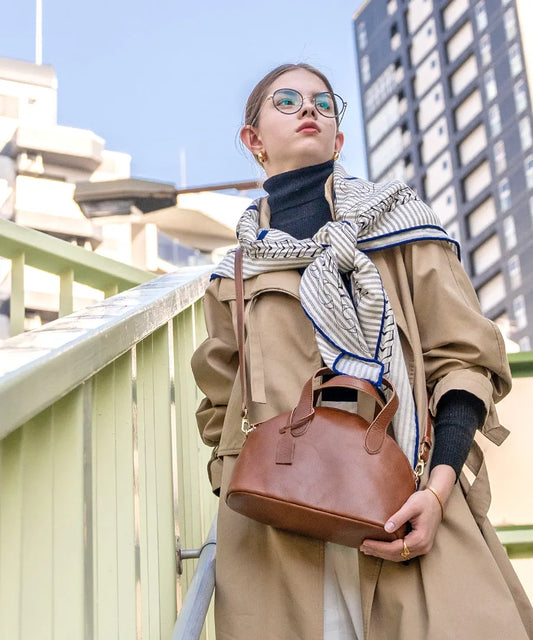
359, 538, 407, 562
383, 496, 420, 533
359, 490, 443, 562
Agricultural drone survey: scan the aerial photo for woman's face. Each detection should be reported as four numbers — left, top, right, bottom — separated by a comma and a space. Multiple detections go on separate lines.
241, 68, 344, 177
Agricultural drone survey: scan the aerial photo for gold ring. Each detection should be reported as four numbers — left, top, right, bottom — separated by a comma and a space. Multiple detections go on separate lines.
401, 540, 410, 561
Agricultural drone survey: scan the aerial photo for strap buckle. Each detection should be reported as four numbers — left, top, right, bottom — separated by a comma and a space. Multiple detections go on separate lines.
414, 458, 425, 480
241, 409, 256, 435
414, 440, 431, 481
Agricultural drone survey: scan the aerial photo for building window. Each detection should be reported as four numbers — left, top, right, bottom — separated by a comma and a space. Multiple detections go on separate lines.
493, 140, 506, 174
526, 155, 533, 189
361, 55, 371, 85
488, 105, 502, 137
472, 234, 501, 274
443, 0, 470, 30
364, 64, 397, 116
464, 160, 491, 201
519, 336, 531, 351
504, 8, 517, 41
446, 221, 461, 244
468, 197, 497, 236
503, 214, 516, 248
508, 255, 522, 289
499, 178, 511, 212
520, 117, 533, 151
478, 273, 506, 313
358, 22, 368, 50
484, 69, 497, 102
475, 1, 488, 32
455, 89, 483, 131
513, 295, 527, 330
479, 34, 491, 66
391, 28, 401, 51
514, 79, 528, 114
369, 127, 404, 178
509, 43, 523, 77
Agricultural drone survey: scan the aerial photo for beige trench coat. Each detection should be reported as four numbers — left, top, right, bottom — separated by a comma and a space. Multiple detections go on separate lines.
191, 195, 533, 640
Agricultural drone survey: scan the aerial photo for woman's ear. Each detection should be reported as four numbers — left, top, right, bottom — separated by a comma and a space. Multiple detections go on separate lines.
240, 125, 264, 157
334, 131, 345, 154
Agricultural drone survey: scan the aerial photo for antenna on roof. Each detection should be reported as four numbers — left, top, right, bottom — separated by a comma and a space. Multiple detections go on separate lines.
35, 0, 43, 65
180, 149, 187, 189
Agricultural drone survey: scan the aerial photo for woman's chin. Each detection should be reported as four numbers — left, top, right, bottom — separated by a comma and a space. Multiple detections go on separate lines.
278, 154, 333, 173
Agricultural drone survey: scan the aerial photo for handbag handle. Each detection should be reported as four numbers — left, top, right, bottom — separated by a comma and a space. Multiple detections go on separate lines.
288, 367, 399, 454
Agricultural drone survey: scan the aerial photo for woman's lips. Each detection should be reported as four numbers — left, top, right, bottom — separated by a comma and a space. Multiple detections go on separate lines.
297, 121, 320, 133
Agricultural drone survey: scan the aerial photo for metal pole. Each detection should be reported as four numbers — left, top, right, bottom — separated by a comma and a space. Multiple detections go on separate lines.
171, 518, 217, 640
35, 0, 43, 65
179, 149, 187, 189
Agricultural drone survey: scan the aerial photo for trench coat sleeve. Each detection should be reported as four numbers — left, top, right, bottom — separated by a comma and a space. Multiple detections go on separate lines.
191, 277, 238, 494
406, 240, 512, 440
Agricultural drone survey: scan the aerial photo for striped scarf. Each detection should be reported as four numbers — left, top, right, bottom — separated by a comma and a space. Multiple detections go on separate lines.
213, 164, 458, 467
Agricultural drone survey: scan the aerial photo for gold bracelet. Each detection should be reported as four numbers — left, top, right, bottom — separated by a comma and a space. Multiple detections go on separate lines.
426, 485, 445, 520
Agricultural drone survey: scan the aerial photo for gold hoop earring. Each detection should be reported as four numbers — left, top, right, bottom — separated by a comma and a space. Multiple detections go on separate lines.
333, 151, 340, 161
257, 150, 267, 164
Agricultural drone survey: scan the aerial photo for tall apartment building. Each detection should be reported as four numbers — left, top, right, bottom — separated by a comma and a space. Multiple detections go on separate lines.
353, 0, 533, 350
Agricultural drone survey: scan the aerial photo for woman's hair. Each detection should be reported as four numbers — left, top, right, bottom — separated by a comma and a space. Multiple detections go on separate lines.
244, 63, 338, 128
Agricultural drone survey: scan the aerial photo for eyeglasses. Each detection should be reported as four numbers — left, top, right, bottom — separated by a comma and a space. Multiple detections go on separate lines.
260, 88, 347, 124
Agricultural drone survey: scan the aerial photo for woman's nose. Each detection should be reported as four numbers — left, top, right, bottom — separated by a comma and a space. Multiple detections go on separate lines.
299, 96, 318, 118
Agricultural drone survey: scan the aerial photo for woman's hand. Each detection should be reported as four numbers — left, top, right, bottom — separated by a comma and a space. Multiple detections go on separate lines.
359, 464, 455, 562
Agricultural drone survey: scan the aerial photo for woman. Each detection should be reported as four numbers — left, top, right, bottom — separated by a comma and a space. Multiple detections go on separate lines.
191, 63, 533, 639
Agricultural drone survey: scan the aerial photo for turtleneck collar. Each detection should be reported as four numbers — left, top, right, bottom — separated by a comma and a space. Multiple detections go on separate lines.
262, 160, 334, 240
263, 159, 334, 213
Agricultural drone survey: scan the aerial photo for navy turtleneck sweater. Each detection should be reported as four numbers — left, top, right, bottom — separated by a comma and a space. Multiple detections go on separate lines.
263, 160, 485, 480
264, 159, 334, 240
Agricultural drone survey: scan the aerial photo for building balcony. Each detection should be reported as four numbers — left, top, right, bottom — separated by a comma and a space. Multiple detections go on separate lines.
7, 124, 105, 171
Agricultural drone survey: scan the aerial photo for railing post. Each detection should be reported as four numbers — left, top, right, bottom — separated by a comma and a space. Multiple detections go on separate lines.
10, 252, 25, 336
59, 268, 74, 317
171, 518, 217, 640
104, 284, 119, 298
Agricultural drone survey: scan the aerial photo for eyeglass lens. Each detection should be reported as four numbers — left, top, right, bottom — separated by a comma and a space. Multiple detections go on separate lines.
272, 89, 343, 118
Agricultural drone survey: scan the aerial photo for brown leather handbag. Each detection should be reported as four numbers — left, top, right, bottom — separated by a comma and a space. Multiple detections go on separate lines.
225, 249, 431, 548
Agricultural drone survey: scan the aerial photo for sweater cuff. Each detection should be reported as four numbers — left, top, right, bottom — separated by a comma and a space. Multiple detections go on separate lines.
429, 390, 486, 480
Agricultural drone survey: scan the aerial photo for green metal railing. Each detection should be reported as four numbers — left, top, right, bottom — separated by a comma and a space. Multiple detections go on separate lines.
171, 519, 217, 640
0, 217, 155, 336
508, 351, 533, 378
0, 266, 218, 639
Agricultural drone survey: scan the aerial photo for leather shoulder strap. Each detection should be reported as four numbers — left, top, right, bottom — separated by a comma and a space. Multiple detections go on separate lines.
234, 248, 248, 418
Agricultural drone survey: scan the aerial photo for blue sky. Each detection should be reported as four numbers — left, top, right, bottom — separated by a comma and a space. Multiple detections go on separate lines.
1, 0, 367, 188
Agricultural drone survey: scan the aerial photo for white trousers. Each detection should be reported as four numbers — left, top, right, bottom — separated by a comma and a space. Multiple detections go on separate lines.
321, 398, 367, 640
323, 542, 365, 640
